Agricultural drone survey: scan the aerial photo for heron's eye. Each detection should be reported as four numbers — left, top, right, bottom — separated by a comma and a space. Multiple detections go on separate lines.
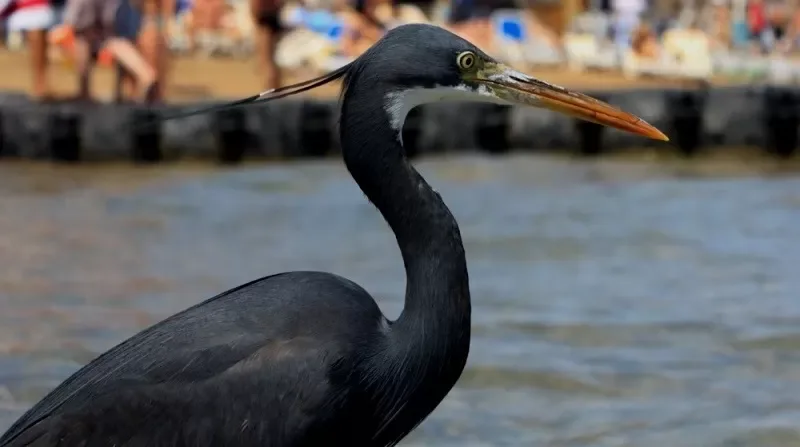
456, 51, 476, 70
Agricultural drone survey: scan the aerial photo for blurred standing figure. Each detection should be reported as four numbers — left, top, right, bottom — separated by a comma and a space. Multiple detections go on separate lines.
0, 0, 64, 99
63, 0, 156, 101
251, 0, 283, 90
700, 0, 732, 50
746, 0, 767, 49
780, 5, 800, 52
188, 0, 224, 52
763, 0, 789, 51
115, 0, 170, 102
446, 0, 559, 55
446, 0, 496, 50
612, 0, 645, 48
136, 0, 170, 101
745, 0, 789, 53
367, 0, 430, 28
334, 0, 385, 56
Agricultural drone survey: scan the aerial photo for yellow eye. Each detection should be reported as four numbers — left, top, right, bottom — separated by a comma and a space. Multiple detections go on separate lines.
456, 51, 476, 70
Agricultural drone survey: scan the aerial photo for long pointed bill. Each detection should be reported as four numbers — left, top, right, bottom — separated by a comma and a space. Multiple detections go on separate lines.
477, 65, 669, 142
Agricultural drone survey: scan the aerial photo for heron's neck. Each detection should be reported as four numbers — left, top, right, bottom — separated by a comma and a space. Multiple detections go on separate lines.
339, 86, 471, 358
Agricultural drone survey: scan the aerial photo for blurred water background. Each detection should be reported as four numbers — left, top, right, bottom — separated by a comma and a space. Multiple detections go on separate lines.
0, 155, 799, 446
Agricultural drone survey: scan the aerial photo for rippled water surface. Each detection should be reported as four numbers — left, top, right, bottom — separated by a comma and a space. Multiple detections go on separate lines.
1, 155, 800, 446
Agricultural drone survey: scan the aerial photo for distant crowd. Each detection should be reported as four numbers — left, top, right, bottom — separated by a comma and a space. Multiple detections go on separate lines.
2, 0, 800, 104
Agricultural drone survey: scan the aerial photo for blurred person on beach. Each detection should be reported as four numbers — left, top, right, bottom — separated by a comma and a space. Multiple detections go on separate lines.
286, 0, 385, 60
630, 21, 661, 59
157, 0, 190, 50
0, 14, 6, 48
701, 0, 732, 50
364, 0, 430, 29
611, 0, 645, 48
334, 0, 387, 56
250, 0, 283, 90
275, 0, 338, 70
61, 0, 157, 102
780, 5, 800, 52
446, 0, 559, 55
446, 0, 496, 49
332, 0, 430, 56
675, 0, 733, 50
277, 0, 406, 67
137, 0, 171, 101
762, 0, 790, 52
745, 0, 794, 53
275, 0, 382, 69
114, 0, 170, 102
746, 0, 769, 51
513, 0, 562, 48
0, 0, 65, 99
186, 0, 222, 51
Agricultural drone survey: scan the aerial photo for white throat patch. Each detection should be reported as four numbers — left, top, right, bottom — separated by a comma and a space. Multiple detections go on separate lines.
383, 84, 511, 144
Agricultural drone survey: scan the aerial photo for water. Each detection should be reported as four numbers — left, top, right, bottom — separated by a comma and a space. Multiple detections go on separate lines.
0, 155, 799, 446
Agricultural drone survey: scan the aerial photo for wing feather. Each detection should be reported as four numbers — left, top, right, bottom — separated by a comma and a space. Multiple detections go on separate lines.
1, 271, 381, 446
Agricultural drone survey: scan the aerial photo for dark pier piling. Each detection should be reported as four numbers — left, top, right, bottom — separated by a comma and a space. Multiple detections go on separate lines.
0, 85, 797, 163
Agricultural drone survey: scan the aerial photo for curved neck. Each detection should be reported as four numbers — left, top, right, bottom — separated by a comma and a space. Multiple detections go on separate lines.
339, 82, 471, 359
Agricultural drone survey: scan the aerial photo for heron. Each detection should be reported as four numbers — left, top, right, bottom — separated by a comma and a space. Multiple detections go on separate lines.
1, 24, 667, 447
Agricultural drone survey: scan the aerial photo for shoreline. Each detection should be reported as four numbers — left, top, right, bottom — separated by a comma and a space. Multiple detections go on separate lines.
0, 50, 720, 103
0, 85, 797, 162
0, 51, 797, 163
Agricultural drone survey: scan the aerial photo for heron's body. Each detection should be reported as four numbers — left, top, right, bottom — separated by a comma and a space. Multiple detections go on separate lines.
2, 271, 467, 447
1, 24, 665, 447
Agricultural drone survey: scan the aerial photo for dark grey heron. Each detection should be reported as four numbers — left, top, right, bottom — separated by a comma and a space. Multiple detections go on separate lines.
0, 24, 667, 447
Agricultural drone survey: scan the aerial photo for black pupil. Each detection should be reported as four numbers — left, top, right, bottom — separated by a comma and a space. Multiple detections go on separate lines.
463, 55, 472, 66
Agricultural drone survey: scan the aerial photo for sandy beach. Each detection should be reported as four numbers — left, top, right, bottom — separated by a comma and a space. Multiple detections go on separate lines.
0, 49, 722, 103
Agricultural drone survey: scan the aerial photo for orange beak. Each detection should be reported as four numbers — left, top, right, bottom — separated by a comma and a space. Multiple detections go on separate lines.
478, 65, 669, 142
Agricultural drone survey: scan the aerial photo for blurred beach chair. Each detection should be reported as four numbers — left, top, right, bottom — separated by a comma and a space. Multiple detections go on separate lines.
374, 2, 429, 28
569, 11, 611, 41
710, 50, 800, 84
563, 32, 619, 72
166, 0, 194, 53
277, 7, 352, 72
220, 1, 255, 57
490, 9, 563, 67
710, 50, 770, 80
193, 1, 255, 58
622, 28, 712, 80
621, 48, 679, 79
661, 29, 713, 79
766, 57, 799, 84
565, 11, 618, 71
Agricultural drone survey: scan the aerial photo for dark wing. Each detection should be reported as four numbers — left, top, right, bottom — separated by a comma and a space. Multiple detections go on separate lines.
1, 271, 384, 447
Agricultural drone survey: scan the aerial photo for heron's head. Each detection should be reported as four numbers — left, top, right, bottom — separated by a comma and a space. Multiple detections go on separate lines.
349, 24, 668, 141
159, 24, 667, 143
